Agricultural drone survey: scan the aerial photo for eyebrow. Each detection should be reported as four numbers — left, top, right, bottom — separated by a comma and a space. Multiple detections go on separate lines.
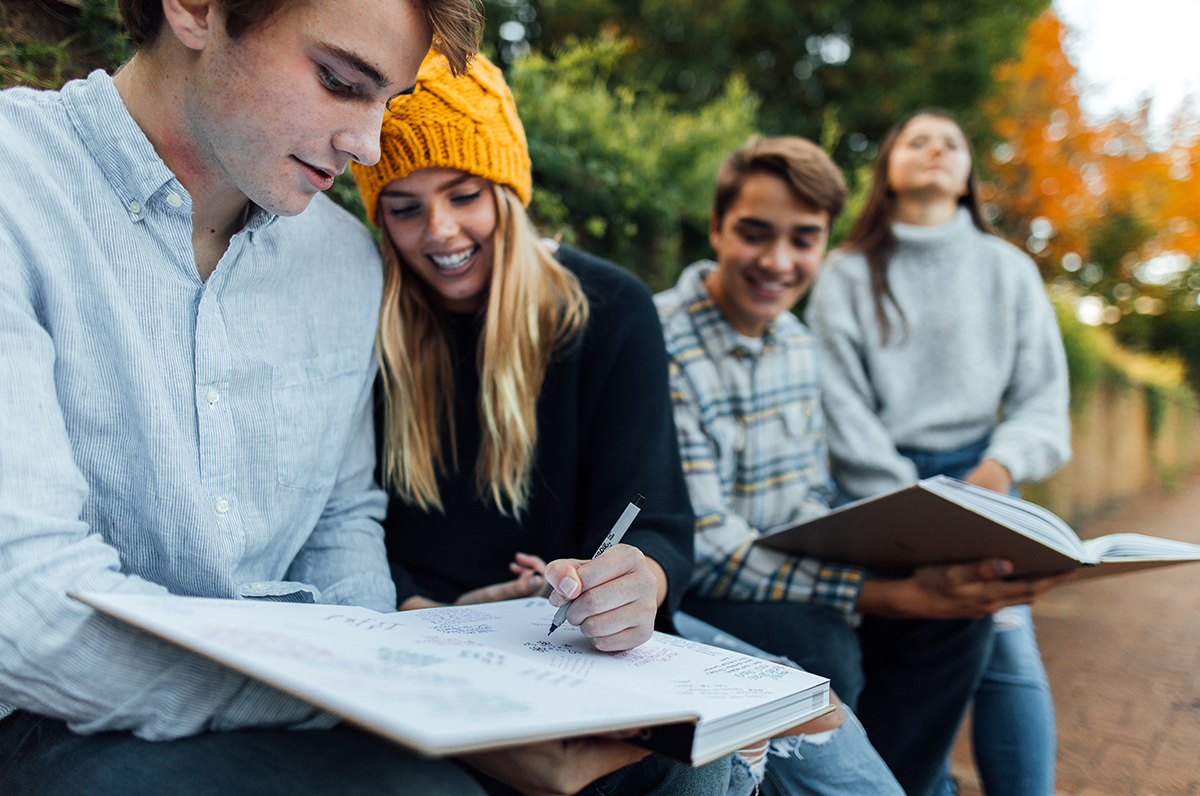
378, 173, 480, 198
736, 217, 825, 235
316, 42, 390, 90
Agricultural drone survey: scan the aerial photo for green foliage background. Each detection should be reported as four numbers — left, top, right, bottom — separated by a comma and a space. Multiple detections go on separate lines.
5, 0, 1198, 499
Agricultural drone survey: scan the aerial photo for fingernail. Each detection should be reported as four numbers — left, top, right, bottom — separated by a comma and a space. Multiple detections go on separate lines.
562, 578, 579, 599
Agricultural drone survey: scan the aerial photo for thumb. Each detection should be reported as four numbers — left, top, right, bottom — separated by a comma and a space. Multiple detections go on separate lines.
545, 559, 583, 599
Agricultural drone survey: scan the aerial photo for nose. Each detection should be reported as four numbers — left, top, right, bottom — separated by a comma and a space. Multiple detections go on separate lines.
333, 103, 384, 167
759, 238, 794, 273
426, 200, 459, 241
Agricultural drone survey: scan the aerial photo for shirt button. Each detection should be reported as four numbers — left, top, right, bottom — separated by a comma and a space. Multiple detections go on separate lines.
128, 200, 141, 214
250, 582, 266, 591
166, 192, 183, 207
215, 499, 230, 514
206, 388, 220, 405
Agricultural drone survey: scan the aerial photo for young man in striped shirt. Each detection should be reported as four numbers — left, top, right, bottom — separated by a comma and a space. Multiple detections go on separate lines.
655, 136, 1062, 796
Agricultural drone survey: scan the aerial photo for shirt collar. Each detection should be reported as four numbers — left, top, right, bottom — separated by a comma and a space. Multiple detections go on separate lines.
678, 261, 787, 360
60, 70, 277, 234
61, 71, 179, 219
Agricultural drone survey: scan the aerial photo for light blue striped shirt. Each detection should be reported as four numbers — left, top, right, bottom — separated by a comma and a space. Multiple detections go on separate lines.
0, 71, 392, 738
656, 263, 865, 623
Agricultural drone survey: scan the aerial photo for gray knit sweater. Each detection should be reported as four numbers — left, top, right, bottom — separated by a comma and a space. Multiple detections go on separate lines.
807, 208, 1071, 500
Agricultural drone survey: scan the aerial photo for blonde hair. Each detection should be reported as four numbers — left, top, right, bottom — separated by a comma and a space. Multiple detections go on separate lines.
377, 184, 589, 515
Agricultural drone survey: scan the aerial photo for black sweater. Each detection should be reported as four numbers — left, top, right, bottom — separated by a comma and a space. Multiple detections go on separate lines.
380, 245, 695, 624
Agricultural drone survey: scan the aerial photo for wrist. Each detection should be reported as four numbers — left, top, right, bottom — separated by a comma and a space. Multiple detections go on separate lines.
645, 556, 669, 607
399, 594, 441, 611
857, 576, 917, 619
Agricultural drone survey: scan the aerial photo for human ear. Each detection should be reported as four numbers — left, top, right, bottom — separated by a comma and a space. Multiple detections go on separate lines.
161, 0, 217, 51
709, 210, 722, 249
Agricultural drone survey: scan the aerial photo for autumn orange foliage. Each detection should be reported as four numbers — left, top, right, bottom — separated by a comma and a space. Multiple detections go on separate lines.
984, 10, 1200, 285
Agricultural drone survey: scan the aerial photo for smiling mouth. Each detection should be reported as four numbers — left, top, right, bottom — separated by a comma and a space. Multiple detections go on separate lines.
747, 274, 798, 294
428, 246, 478, 271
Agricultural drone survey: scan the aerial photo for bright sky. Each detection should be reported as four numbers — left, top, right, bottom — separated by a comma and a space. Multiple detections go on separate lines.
1053, 0, 1200, 137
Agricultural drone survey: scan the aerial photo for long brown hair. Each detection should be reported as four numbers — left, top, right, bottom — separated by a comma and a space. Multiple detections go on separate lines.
376, 184, 589, 516
840, 109, 993, 344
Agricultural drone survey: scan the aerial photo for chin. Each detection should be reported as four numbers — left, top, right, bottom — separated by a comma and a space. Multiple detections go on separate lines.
258, 189, 321, 218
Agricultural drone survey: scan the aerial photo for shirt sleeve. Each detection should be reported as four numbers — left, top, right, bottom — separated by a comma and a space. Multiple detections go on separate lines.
286, 357, 396, 613
806, 260, 920, 500
984, 264, 1072, 482
668, 362, 865, 624
0, 240, 335, 739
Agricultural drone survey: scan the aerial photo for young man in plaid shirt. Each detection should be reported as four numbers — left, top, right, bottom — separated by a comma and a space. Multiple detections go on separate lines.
655, 136, 1064, 796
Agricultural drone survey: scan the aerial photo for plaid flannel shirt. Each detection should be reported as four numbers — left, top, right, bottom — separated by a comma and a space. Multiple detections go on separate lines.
655, 263, 865, 623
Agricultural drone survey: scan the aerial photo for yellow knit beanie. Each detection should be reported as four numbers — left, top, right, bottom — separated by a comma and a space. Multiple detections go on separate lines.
351, 49, 532, 226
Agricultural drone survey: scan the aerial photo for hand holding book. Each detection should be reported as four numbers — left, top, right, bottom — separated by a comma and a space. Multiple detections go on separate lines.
756, 476, 1200, 581
857, 557, 1076, 620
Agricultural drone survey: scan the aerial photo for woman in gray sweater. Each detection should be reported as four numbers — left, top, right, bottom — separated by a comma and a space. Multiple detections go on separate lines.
808, 110, 1071, 796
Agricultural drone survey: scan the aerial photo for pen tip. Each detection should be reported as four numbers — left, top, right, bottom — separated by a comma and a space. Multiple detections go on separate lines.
547, 623, 559, 636
633, 494, 646, 509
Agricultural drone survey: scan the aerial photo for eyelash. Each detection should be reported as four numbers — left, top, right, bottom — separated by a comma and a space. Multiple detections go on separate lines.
318, 65, 355, 96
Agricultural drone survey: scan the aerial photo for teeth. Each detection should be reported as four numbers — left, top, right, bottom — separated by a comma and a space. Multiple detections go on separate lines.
750, 278, 786, 291
430, 247, 475, 270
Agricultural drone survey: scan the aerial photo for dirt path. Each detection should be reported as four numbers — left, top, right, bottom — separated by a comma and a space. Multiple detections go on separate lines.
952, 473, 1200, 796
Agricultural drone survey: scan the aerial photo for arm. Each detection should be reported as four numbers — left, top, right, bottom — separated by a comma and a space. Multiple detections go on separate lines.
669, 362, 866, 624
285, 359, 396, 613
981, 261, 1072, 484
0, 243, 328, 738
548, 252, 695, 646
806, 261, 919, 500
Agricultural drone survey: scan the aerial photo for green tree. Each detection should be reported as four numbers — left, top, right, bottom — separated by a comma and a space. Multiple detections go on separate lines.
508, 37, 758, 288
486, 0, 1047, 163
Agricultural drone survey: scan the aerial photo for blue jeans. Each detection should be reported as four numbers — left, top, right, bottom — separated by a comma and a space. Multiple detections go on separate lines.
673, 612, 904, 796
0, 710, 731, 796
0, 711, 484, 796
680, 600, 993, 796
899, 436, 1056, 796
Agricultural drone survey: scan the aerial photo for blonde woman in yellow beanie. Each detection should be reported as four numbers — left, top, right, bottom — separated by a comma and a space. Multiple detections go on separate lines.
351, 50, 731, 796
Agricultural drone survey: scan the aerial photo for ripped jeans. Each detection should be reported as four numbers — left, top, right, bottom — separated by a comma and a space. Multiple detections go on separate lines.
675, 611, 904, 796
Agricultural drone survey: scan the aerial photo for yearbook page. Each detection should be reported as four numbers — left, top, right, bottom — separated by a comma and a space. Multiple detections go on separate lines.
74, 593, 829, 764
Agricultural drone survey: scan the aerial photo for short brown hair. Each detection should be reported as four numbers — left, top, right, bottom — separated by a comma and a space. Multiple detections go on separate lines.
712, 136, 847, 228
118, 0, 482, 75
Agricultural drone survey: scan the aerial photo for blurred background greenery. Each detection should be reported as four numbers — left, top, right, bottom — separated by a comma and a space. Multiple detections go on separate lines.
5, 0, 1199, 444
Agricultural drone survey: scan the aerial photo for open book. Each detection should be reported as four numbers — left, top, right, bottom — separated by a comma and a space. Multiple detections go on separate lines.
756, 475, 1200, 579
73, 592, 830, 765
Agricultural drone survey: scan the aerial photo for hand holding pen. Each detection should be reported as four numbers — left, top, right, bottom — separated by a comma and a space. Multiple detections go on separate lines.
543, 495, 662, 651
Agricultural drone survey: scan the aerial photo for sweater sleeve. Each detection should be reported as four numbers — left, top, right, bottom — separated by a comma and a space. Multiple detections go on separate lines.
806, 256, 919, 499
563, 248, 696, 625
984, 253, 1072, 482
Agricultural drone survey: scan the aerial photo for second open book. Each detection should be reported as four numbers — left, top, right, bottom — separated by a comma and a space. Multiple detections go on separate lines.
74, 592, 829, 765
756, 475, 1200, 578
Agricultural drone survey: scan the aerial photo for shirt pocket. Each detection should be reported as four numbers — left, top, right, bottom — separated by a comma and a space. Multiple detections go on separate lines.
708, 416, 745, 486
272, 349, 364, 491
780, 399, 819, 438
